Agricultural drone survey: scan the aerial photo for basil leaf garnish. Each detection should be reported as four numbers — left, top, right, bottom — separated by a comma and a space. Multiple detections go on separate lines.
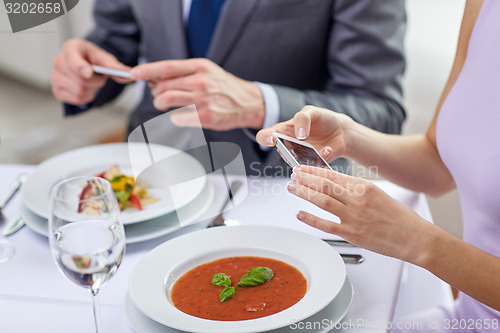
237, 267, 274, 287
219, 287, 235, 302
211, 273, 231, 287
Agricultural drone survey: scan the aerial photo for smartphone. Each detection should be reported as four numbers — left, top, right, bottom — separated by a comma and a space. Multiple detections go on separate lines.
274, 132, 332, 170
92, 65, 131, 79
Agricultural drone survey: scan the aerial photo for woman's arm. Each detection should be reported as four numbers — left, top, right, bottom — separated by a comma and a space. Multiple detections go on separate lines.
421, 223, 500, 311
289, 164, 500, 311
348, 0, 483, 196
257, 0, 483, 197
270, 0, 499, 310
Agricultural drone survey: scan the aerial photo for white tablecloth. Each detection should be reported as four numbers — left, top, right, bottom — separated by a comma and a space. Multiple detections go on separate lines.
0, 164, 450, 333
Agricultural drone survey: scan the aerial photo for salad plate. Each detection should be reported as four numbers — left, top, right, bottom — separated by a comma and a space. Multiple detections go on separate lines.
20, 180, 214, 244
128, 225, 346, 333
125, 277, 353, 333
21, 143, 207, 224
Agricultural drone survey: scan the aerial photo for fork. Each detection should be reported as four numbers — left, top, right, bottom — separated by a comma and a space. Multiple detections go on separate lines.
0, 173, 28, 219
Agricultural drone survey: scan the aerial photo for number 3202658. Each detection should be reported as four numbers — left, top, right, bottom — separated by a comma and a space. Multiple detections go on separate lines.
444, 319, 499, 330
5, 2, 62, 14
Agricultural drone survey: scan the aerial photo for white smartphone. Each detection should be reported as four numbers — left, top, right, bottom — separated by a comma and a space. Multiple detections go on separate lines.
273, 132, 332, 170
92, 65, 131, 79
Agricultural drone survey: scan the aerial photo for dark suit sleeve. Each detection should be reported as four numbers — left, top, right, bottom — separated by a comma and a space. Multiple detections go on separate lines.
271, 0, 406, 134
65, 0, 141, 115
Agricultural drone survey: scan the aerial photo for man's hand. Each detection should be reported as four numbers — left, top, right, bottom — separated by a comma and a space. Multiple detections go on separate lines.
51, 39, 131, 105
130, 58, 265, 131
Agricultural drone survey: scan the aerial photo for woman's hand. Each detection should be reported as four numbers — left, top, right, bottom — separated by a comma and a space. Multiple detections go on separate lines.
287, 165, 433, 264
256, 106, 354, 162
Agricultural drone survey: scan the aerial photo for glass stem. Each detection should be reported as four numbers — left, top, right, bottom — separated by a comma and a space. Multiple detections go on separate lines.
91, 288, 103, 333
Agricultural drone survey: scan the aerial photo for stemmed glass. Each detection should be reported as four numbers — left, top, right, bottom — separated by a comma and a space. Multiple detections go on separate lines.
48, 176, 126, 333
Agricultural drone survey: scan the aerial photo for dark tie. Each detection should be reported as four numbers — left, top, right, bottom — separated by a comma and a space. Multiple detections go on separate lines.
186, 0, 225, 58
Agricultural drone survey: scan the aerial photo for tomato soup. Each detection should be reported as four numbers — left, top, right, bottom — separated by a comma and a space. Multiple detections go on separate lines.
170, 256, 307, 321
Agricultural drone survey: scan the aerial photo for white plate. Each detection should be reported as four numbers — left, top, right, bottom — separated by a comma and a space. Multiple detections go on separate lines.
128, 225, 346, 333
20, 181, 214, 244
125, 277, 353, 333
21, 143, 206, 224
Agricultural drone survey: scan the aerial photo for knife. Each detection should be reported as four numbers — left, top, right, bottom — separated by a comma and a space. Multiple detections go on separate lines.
3, 216, 25, 236
324, 240, 363, 263
323, 239, 356, 247
340, 253, 364, 264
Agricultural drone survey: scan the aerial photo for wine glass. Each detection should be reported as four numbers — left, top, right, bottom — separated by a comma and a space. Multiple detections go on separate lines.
48, 176, 126, 333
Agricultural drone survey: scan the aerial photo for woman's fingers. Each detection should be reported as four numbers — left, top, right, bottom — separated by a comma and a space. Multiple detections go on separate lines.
256, 120, 295, 146
291, 169, 350, 205
287, 180, 347, 216
255, 127, 276, 146
292, 106, 316, 139
293, 165, 364, 193
320, 146, 334, 161
256, 105, 322, 146
296, 211, 346, 237
257, 106, 317, 143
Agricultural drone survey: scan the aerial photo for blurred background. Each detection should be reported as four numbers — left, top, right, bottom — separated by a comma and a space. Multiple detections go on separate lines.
0, 0, 465, 238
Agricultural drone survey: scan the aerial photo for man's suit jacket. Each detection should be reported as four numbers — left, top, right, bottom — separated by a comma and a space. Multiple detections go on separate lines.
68, 0, 406, 176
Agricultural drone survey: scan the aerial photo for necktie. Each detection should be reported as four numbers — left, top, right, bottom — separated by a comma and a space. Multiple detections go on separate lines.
186, 0, 225, 58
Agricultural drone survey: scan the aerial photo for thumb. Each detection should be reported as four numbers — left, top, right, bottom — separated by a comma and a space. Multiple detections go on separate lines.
88, 45, 132, 82
88, 45, 127, 69
65, 43, 93, 79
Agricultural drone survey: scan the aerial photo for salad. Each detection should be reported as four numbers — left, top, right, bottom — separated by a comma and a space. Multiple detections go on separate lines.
78, 165, 158, 213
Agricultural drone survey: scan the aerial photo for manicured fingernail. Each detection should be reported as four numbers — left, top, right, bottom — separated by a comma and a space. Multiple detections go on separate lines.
81, 67, 92, 79
293, 166, 302, 173
287, 181, 297, 192
266, 136, 275, 145
297, 212, 306, 221
322, 147, 332, 156
297, 128, 306, 140
290, 172, 297, 180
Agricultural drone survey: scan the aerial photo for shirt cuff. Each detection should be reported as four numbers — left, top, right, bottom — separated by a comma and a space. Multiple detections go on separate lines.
255, 81, 280, 129
242, 82, 280, 150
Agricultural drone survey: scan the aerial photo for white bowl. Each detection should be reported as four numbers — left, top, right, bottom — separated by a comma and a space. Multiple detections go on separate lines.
128, 225, 346, 333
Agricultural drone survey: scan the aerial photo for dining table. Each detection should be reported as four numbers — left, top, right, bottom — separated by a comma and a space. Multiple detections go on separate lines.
0, 163, 453, 333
